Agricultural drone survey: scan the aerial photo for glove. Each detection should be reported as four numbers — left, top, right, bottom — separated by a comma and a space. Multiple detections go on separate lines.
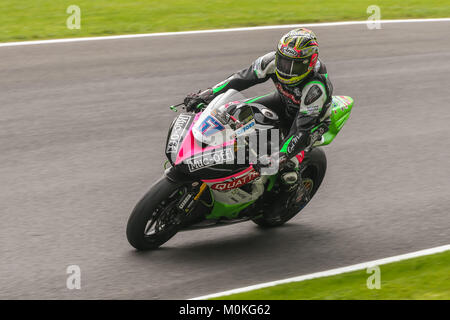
184, 92, 204, 112
184, 92, 206, 112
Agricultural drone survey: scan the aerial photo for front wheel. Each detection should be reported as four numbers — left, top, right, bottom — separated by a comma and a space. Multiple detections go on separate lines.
252, 147, 327, 227
126, 176, 186, 250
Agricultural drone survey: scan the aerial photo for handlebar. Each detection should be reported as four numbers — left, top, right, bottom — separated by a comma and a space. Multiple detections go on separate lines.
169, 103, 185, 112
169, 102, 206, 113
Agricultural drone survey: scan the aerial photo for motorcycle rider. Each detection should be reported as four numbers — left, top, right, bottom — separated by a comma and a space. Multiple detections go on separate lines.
184, 28, 333, 221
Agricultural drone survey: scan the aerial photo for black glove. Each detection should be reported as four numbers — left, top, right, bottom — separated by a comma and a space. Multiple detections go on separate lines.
184, 93, 203, 112
184, 89, 214, 112
184, 89, 215, 112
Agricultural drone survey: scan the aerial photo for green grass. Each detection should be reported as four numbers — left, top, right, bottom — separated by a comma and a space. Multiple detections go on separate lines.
213, 250, 450, 299
0, 0, 449, 42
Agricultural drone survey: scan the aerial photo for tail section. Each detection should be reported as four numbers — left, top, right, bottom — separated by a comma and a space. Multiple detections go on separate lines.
315, 96, 353, 146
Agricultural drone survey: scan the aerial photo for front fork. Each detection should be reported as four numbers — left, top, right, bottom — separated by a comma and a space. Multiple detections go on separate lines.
176, 182, 209, 215
164, 166, 211, 216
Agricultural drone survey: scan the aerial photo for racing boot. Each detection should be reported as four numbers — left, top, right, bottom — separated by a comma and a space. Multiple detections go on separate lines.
264, 160, 308, 223
282, 169, 311, 205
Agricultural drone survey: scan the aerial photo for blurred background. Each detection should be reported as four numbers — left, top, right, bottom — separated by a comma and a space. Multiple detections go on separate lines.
1, 0, 449, 42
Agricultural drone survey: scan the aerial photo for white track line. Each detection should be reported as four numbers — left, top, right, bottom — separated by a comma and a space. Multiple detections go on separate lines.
190, 244, 450, 300
1, 18, 450, 48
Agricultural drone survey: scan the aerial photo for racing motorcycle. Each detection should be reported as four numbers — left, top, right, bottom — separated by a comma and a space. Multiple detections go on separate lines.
126, 89, 353, 250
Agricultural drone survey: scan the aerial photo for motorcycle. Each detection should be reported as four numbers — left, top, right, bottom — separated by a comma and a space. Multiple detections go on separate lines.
126, 89, 353, 250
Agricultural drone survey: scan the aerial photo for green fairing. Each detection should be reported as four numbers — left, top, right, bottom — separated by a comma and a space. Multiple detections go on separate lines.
206, 199, 256, 219
280, 136, 293, 153
316, 96, 354, 146
255, 94, 353, 154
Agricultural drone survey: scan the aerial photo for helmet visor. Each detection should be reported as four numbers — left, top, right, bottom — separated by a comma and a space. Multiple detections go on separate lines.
276, 52, 309, 78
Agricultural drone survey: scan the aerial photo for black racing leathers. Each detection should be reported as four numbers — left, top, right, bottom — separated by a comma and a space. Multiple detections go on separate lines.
195, 51, 333, 160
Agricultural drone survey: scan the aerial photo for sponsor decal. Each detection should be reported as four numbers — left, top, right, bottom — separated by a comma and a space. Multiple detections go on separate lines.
186, 148, 234, 172
235, 120, 255, 136
276, 83, 301, 105
304, 104, 320, 113
178, 193, 192, 210
287, 133, 302, 154
200, 115, 225, 137
211, 169, 260, 191
283, 46, 299, 57
295, 151, 305, 164
310, 124, 327, 144
166, 114, 191, 153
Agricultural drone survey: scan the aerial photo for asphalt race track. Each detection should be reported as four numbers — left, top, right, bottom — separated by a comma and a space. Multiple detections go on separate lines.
0, 21, 449, 299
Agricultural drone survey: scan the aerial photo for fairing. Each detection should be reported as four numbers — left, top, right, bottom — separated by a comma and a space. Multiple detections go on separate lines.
169, 90, 259, 178
314, 95, 353, 146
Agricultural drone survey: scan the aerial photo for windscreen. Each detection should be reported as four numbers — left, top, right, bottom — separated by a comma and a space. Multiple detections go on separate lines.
192, 90, 253, 146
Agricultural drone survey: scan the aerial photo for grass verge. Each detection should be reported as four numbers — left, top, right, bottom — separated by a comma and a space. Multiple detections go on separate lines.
212, 250, 450, 299
1, 0, 449, 42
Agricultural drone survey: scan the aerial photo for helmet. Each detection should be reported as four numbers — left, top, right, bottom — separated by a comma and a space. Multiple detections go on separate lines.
275, 28, 319, 85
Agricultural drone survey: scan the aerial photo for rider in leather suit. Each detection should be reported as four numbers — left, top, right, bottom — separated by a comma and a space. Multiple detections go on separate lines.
184, 28, 333, 221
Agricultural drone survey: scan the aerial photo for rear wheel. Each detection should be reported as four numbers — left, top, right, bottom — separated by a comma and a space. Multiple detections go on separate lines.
252, 148, 327, 227
126, 177, 186, 250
